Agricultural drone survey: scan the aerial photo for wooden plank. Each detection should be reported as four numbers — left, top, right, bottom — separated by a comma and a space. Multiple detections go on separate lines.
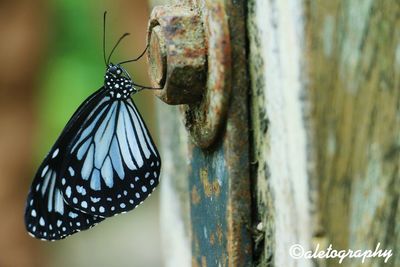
248, 0, 399, 266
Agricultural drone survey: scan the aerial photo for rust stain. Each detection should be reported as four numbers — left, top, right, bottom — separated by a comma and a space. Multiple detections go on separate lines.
216, 224, 223, 245
212, 179, 221, 197
183, 47, 207, 58
201, 256, 207, 267
200, 168, 213, 197
210, 232, 215, 246
192, 258, 200, 267
191, 185, 201, 204
200, 168, 222, 198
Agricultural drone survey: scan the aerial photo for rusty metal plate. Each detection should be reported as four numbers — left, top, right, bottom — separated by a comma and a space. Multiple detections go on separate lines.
148, 0, 252, 266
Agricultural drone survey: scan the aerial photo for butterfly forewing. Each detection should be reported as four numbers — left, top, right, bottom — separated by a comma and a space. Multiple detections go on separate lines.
59, 98, 161, 217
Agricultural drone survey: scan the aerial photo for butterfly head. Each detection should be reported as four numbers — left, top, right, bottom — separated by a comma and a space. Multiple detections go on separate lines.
104, 63, 136, 99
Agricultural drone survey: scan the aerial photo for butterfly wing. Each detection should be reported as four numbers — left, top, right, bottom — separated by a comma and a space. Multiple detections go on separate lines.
25, 87, 108, 240
60, 98, 161, 217
25, 159, 104, 240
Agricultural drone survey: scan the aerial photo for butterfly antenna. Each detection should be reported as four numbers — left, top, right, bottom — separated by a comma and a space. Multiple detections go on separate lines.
118, 44, 149, 65
103, 11, 107, 66
107, 33, 130, 65
132, 82, 163, 90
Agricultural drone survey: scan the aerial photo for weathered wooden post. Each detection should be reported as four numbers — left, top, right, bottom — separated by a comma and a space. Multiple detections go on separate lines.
147, 0, 399, 266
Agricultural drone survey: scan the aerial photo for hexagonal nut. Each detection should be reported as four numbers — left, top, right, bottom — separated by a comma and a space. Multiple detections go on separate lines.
147, 5, 207, 105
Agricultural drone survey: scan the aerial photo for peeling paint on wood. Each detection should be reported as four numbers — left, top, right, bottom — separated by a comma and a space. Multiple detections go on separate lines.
247, 0, 313, 266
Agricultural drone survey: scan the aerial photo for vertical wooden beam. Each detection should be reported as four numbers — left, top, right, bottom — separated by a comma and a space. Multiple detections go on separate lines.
248, 0, 399, 266
248, 0, 313, 266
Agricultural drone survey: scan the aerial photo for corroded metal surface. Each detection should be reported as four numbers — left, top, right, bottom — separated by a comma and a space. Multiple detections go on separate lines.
148, 5, 206, 105
148, 0, 252, 266
182, 0, 232, 149
189, 0, 251, 266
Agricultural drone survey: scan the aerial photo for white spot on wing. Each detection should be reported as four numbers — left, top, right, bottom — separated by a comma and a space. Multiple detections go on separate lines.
41, 165, 49, 177
52, 148, 59, 158
68, 167, 75, 176
69, 212, 78, 218
65, 186, 72, 198
76, 185, 87, 195
91, 197, 100, 203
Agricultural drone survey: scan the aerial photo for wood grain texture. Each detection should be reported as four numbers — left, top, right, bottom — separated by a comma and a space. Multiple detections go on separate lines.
248, 0, 313, 266
307, 1, 399, 266
248, 0, 399, 266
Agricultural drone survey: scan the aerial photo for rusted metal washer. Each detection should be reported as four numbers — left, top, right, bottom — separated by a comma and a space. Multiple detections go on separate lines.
147, 2, 231, 148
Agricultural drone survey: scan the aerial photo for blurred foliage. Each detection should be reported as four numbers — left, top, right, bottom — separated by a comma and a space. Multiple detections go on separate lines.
32, 2, 162, 267
36, 0, 105, 162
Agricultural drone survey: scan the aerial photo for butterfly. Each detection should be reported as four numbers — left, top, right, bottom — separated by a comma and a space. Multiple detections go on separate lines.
24, 12, 161, 241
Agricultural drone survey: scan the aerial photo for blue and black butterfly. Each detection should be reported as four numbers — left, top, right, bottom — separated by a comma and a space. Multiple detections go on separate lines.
25, 12, 161, 241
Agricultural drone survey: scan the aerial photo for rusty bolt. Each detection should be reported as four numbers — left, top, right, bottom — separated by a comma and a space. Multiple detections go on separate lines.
147, 3, 231, 148
147, 5, 206, 105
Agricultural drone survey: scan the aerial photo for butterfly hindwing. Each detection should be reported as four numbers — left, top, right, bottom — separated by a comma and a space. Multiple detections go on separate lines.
25, 163, 104, 240
25, 88, 108, 240
60, 98, 161, 217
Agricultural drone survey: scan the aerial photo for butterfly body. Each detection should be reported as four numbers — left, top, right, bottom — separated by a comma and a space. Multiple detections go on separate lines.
25, 63, 161, 240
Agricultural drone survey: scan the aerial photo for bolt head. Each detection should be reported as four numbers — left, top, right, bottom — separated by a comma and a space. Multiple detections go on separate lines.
147, 5, 206, 105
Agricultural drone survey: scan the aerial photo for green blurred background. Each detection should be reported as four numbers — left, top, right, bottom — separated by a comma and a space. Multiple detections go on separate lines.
0, 0, 162, 266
